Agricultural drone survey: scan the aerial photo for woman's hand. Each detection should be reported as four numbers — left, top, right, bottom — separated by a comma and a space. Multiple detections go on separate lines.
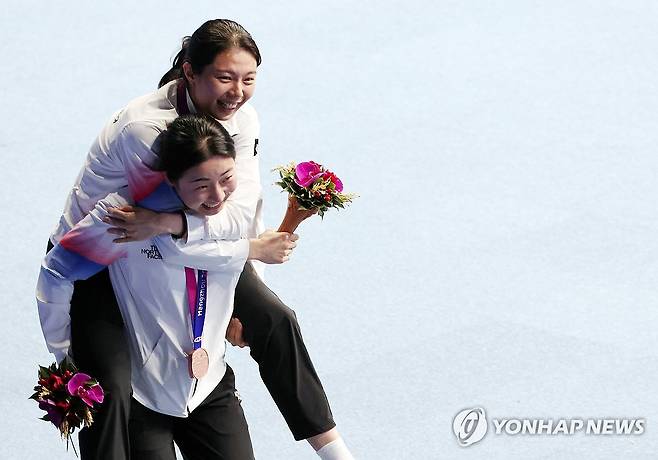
248, 230, 299, 264
226, 318, 248, 347
104, 206, 185, 243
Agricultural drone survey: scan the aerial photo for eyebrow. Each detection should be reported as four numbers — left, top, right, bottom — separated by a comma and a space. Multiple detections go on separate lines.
215, 70, 257, 76
188, 169, 234, 183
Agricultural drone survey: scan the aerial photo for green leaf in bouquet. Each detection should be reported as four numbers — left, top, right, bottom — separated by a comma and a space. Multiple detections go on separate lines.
61, 356, 71, 369
39, 365, 51, 379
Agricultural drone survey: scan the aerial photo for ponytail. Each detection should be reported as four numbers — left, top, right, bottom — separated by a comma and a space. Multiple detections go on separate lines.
158, 37, 190, 88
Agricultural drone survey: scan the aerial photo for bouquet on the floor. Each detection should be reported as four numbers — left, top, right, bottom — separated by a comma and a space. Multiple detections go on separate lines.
30, 357, 105, 453
274, 161, 357, 233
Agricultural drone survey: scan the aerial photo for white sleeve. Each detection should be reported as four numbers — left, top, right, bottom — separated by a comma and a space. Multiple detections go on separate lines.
37, 193, 131, 361
154, 235, 250, 272
116, 122, 167, 203
36, 264, 74, 363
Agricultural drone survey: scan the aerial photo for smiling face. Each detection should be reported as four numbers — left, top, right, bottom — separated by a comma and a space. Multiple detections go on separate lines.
183, 47, 258, 121
170, 156, 237, 216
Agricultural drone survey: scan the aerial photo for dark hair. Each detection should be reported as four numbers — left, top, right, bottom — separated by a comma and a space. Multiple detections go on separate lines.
157, 114, 235, 182
159, 19, 261, 88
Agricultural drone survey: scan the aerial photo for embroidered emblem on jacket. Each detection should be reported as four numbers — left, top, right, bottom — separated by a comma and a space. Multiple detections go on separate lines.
141, 245, 163, 260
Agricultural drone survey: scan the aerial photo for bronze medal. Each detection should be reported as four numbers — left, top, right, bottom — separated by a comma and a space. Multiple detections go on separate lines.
188, 348, 209, 379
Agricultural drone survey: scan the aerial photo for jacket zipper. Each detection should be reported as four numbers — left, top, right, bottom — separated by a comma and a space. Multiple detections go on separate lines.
187, 378, 199, 415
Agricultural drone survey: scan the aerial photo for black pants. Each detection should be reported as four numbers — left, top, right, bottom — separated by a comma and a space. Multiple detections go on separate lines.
129, 365, 254, 460
59, 248, 335, 460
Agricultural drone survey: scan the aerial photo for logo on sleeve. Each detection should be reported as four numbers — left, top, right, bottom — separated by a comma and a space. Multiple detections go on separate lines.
254, 138, 259, 156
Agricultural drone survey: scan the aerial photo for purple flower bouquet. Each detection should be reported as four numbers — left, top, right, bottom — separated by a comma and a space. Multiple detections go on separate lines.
274, 161, 356, 233
30, 357, 104, 454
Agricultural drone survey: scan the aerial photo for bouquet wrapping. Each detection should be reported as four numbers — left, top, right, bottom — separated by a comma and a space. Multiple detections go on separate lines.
30, 357, 104, 454
274, 161, 356, 233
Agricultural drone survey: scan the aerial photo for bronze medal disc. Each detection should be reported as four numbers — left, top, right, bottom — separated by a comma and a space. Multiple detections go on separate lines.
189, 348, 209, 379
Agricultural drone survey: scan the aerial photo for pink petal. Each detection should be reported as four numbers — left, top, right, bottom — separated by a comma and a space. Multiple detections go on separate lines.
294, 176, 313, 188
295, 162, 322, 187
295, 172, 324, 188
333, 176, 344, 192
295, 162, 319, 178
86, 384, 105, 405
66, 373, 91, 396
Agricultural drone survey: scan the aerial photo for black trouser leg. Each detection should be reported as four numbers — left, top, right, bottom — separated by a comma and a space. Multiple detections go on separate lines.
233, 263, 336, 441
128, 400, 176, 460
71, 269, 132, 460
129, 366, 254, 460
174, 366, 255, 460
47, 241, 132, 460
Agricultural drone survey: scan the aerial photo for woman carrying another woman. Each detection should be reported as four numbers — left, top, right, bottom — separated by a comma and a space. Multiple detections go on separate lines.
41, 115, 257, 459
39, 19, 354, 460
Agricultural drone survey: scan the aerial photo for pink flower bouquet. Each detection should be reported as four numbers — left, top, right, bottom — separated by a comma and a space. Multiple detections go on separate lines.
274, 161, 356, 233
30, 357, 104, 453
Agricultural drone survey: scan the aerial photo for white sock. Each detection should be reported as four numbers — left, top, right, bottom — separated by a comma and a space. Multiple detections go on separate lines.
316, 437, 355, 460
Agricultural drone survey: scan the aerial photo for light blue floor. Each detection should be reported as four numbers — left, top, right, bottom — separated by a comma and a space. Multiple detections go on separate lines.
4, 1, 658, 458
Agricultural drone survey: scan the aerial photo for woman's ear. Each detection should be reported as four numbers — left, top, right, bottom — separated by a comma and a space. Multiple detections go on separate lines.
182, 62, 195, 84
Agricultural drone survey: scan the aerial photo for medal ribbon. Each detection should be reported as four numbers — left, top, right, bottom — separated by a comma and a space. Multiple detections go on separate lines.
184, 267, 208, 350
180, 85, 205, 350
177, 80, 191, 116
180, 81, 207, 350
